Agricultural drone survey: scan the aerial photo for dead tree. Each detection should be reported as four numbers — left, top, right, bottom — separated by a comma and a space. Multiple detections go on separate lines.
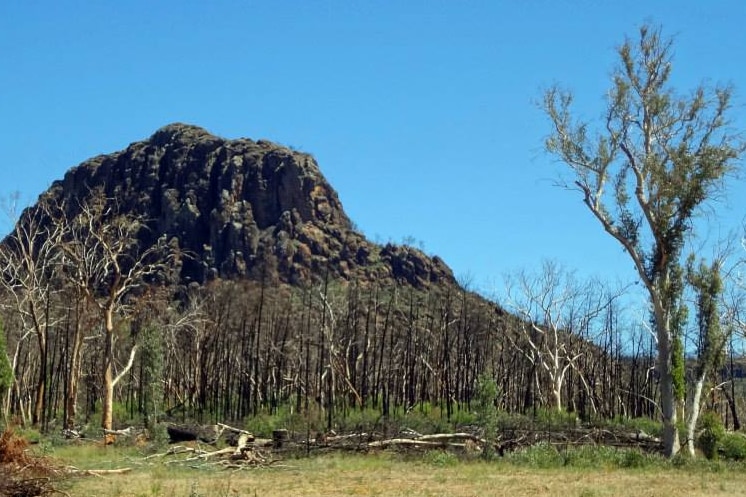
503, 261, 616, 412
0, 194, 64, 427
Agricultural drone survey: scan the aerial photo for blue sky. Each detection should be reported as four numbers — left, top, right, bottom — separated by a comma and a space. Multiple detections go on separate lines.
1, 1, 745, 297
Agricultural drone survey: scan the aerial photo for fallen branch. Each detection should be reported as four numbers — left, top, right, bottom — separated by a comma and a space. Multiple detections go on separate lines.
68, 468, 132, 476
418, 433, 485, 444
144, 445, 208, 460
103, 427, 135, 437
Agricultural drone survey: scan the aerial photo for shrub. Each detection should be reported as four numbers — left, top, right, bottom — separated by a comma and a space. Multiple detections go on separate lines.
533, 408, 578, 430
0, 429, 30, 466
562, 445, 626, 468
423, 450, 459, 467
0, 428, 62, 496
698, 412, 725, 460
721, 433, 746, 461
606, 416, 663, 438
620, 449, 647, 468
506, 442, 564, 468
336, 407, 383, 433
474, 373, 499, 459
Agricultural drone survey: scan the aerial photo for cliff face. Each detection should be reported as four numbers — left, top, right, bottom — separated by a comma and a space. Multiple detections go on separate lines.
42, 123, 455, 288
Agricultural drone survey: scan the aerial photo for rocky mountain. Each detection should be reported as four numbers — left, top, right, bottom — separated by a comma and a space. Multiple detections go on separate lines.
38, 123, 455, 288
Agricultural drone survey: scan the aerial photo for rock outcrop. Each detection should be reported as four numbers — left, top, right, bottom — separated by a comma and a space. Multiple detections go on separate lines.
40, 123, 455, 288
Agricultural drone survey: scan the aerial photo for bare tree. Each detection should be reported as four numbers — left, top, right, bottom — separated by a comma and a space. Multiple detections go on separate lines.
0, 194, 64, 427
503, 261, 613, 412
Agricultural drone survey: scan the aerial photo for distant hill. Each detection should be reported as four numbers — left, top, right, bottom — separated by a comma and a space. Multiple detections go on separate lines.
35, 123, 456, 289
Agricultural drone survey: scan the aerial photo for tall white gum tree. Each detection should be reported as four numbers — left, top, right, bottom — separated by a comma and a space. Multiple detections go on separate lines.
542, 25, 744, 457
57, 193, 172, 431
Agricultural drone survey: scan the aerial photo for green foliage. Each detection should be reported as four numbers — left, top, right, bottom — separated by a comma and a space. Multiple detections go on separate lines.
422, 450, 459, 467
605, 416, 664, 438
698, 412, 726, 460
0, 319, 13, 401
474, 373, 499, 459
505, 442, 564, 468
562, 445, 639, 468
144, 423, 171, 452
12, 426, 42, 445
721, 433, 746, 461
533, 407, 578, 429
335, 407, 382, 432
671, 334, 686, 402
244, 404, 322, 437
139, 325, 165, 427
241, 401, 482, 440
92, 400, 133, 428
688, 259, 726, 376
506, 443, 657, 470
387, 402, 467, 435
620, 449, 648, 468
665, 263, 688, 404
543, 22, 744, 459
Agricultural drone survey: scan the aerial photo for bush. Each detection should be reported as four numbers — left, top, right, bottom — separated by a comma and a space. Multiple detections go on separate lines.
721, 433, 746, 461
423, 450, 459, 467
530, 408, 579, 431
698, 412, 725, 460
606, 416, 663, 438
244, 404, 321, 437
0, 428, 62, 496
474, 374, 499, 459
620, 449, 647, 468
335, 407, 383, 433
506, 442, 564, 468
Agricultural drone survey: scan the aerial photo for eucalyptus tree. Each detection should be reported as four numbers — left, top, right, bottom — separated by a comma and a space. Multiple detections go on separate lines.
683, 258, 727, 457
0, 195, 64, 427
543, 25, 744, 456
55, 193, 174, 430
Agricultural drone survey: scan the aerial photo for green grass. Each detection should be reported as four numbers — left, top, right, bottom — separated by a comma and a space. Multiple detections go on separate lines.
53, 448, 746, 497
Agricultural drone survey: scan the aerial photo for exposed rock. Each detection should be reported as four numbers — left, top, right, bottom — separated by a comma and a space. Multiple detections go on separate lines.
33, 123, 455, 289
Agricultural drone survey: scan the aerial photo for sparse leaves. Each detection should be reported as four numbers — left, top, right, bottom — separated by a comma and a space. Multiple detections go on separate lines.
542, 23, 744, 457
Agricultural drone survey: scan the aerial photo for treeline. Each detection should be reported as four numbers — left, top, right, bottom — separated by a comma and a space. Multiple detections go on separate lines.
7, 274, 735, 432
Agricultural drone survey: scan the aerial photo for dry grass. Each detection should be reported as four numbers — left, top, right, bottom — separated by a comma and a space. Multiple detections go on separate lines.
60, 451, 746, 497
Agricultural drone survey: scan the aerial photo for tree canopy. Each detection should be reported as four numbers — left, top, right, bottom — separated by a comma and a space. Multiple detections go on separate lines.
543, 24, 744, 457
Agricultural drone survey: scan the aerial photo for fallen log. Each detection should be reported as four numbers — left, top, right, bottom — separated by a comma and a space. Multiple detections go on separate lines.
368, 438, 458, 449
418, 433, 485, 444
103, 427, 135, 437
69, 467, 133, 476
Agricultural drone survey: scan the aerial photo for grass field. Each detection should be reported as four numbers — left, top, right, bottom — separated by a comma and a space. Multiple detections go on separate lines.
54, 447, 746, 497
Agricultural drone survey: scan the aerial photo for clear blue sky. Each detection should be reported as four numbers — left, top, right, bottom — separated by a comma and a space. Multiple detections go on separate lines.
2, 1, 745, 296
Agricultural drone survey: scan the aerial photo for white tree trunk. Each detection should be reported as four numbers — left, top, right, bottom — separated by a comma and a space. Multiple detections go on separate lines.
686, 372, 707, 457
658, 336, 680, 457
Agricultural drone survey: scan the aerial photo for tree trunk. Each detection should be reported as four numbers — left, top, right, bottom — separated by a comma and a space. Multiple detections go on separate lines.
658, 332, 680, 457
32, 335, 46, 427
552, 376, 563, 412
686, 372, 706, 457
65, 314, 84, 429
102, 308, 115, 431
